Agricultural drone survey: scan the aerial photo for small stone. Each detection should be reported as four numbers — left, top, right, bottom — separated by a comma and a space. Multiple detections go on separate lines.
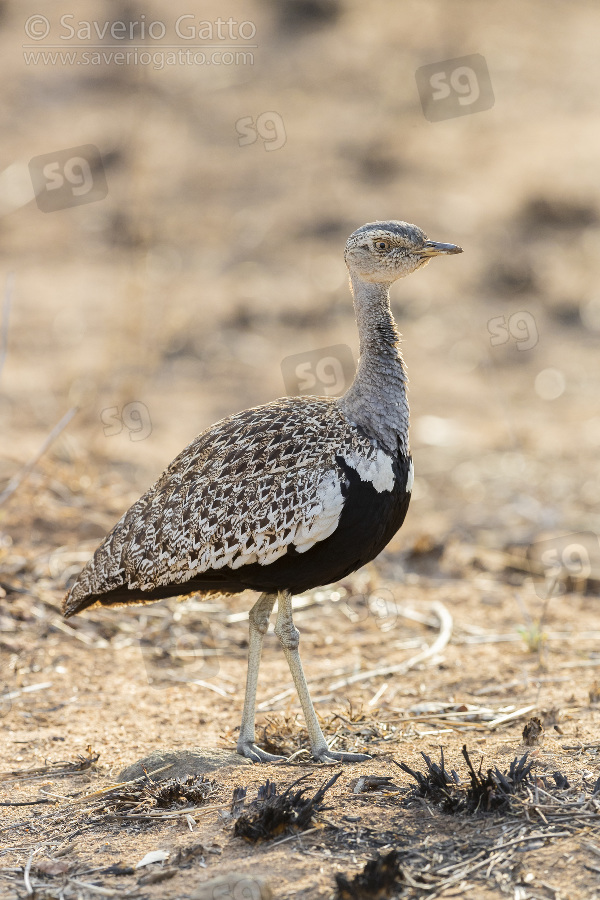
118, 747, 251, 783
35, 859, 70, 876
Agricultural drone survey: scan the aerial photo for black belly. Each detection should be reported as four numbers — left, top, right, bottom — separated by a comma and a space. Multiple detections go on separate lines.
76, 454, 412, 610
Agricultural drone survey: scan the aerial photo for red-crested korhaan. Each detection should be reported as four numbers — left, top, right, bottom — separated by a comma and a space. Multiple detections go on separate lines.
64, 221, 462, 763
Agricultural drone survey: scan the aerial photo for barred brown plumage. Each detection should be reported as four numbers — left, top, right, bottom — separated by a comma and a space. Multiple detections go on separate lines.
63, 220, 462, 763
64, 398, 386, 609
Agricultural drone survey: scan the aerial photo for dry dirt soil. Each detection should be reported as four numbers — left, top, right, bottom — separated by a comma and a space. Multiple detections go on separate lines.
1, 0, 600, 898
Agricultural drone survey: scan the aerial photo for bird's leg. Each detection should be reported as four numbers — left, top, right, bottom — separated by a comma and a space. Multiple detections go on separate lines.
237, 592, 283, 763
274, 590, 371, 764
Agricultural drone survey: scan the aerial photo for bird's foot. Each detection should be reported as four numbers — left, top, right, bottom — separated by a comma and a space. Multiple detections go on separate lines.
237, 741, 285, 763
313, 748, 372, 764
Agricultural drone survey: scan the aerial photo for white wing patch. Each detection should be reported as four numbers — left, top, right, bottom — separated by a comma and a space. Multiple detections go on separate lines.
135, 465, 347, 586
293, 470, 345, 554
343, 448, 395, 493
406, 459, 414, 493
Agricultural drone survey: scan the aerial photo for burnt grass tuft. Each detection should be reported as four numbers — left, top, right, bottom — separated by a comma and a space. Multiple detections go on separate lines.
397, 744, 570, 815
335, 849, 405, 899
145, 774, 216, 808
234, 772, 341, 842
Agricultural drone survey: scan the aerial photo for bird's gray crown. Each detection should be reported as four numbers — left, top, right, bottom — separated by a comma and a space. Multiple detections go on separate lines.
347, 220, 427, 246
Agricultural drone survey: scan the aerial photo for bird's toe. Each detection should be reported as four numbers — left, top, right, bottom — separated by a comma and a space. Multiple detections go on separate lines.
313, 748, 372, 764
237, 741, 286, 763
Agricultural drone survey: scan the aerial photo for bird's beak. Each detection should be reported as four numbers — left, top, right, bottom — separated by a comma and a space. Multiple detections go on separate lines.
415, 240, 463, 258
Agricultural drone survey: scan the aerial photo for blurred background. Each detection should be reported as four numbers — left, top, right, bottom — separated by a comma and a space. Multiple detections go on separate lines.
2, 0, 600, 571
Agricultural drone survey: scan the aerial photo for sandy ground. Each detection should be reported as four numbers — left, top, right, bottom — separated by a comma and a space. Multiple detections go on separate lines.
1, 0, 600, 897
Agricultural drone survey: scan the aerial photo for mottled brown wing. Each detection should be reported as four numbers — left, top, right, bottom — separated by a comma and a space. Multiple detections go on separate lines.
63, 397, 379, 615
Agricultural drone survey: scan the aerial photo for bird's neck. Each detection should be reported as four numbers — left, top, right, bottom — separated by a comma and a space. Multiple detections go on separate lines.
337, 273, 409, 456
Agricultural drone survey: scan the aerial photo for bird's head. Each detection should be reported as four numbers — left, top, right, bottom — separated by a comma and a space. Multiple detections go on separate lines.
344, 220, 462, 284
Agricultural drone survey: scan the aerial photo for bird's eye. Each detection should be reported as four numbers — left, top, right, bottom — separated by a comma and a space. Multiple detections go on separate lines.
375, 240, 390, 251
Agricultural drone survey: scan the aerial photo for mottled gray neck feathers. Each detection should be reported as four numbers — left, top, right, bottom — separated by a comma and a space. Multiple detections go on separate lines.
337, 273, 409, 456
